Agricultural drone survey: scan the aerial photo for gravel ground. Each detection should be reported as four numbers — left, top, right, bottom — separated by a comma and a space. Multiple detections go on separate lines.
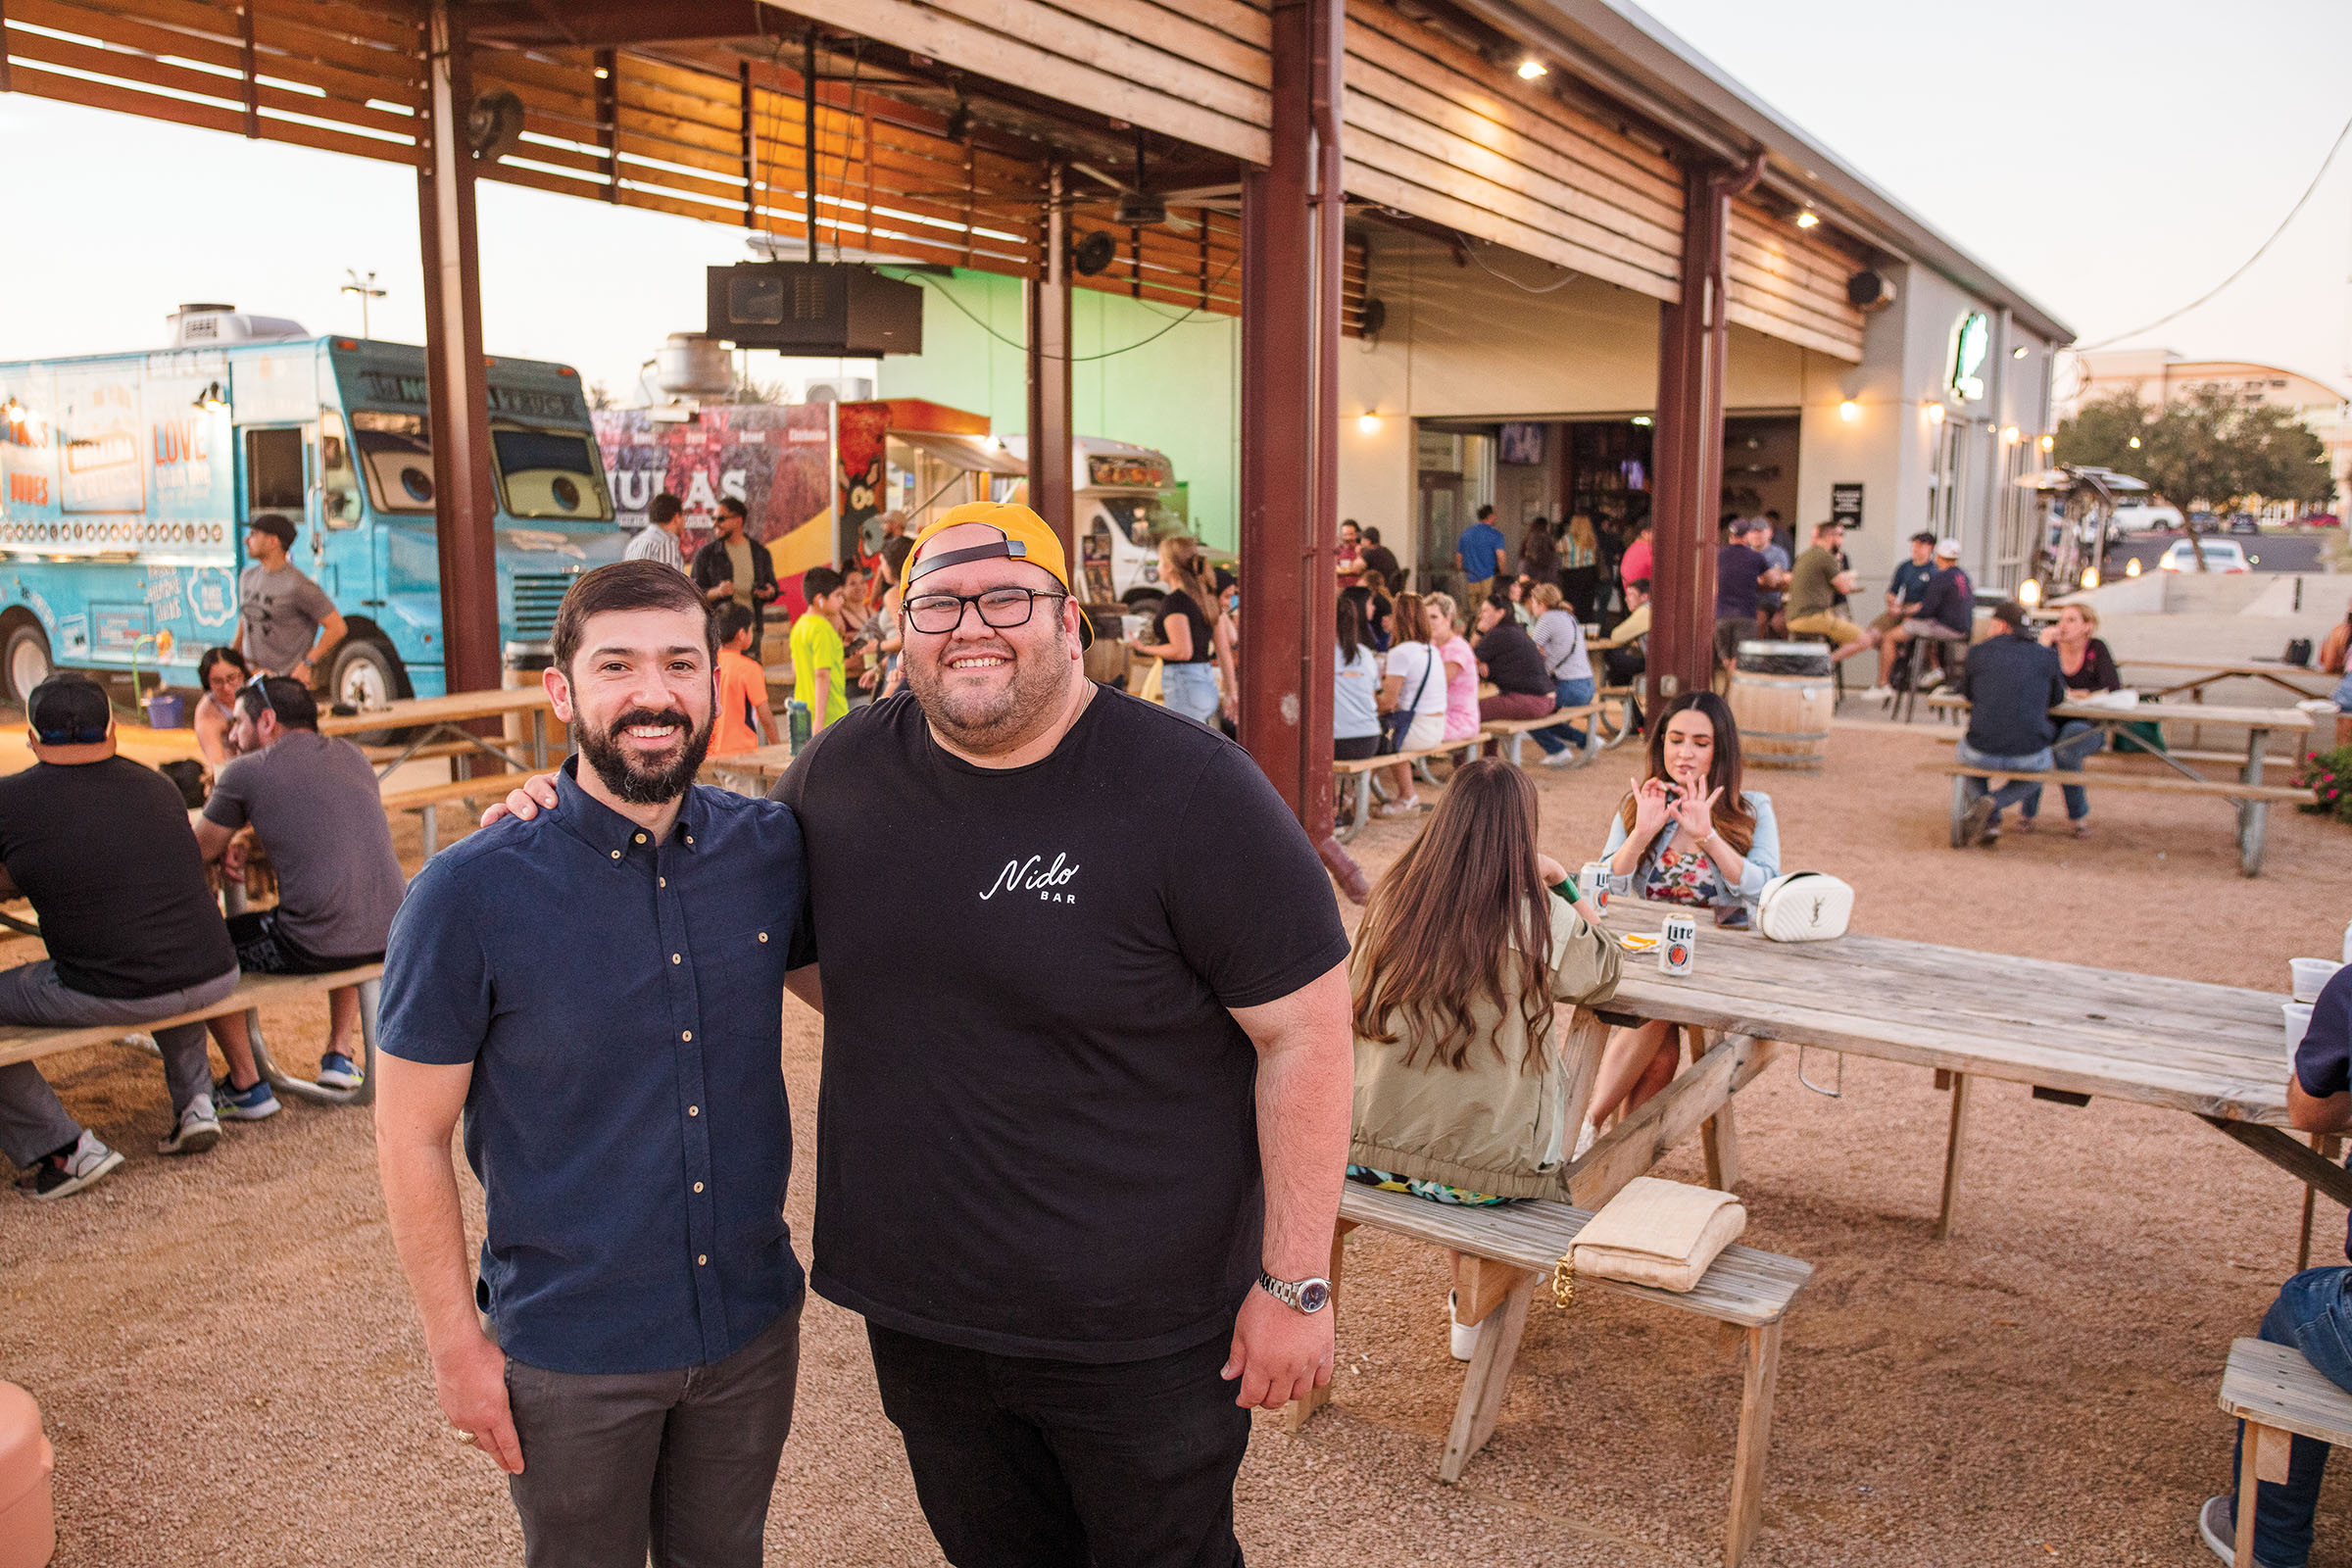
7, 718, 2352, 1566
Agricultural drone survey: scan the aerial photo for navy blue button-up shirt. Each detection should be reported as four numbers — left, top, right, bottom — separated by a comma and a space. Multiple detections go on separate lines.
379, 760, 810, 1375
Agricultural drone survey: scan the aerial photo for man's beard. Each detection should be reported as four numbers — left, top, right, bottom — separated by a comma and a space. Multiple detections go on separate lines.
906, 623, 1070, 754
576, 704, 712, 805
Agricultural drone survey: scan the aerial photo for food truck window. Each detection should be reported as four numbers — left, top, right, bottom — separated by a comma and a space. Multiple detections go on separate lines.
350, 410, 435, 514
318, 408, 363, 529
1100, 497, 1169, 549
491, 427, 613, 521
244, 426, 306, 513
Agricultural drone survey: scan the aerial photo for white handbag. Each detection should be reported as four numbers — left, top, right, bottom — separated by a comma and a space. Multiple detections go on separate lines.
1755, 870, 1853, 942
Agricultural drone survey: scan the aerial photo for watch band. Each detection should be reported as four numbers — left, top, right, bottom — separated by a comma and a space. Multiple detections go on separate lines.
1257, 1270, 1332, 1314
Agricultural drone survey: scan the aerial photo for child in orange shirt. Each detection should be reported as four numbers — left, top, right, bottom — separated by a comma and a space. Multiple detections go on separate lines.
710, 603, 779, 755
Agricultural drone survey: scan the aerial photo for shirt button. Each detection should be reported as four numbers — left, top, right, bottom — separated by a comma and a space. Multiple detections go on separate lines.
659, 876, 666, 888
686, 835, 694, 845
671, 954, 681, 964
698, 1254, 708, 1265
681, 1030, 692, 1042
689, 1105, 699, 1116
758, 932, 768, 943
634, 832, 647, 844
694, 1182, 705, 1193
611, 849, 621, 860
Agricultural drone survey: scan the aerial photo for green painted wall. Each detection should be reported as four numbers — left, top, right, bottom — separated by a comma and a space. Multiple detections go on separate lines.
874, 270, 1242, 552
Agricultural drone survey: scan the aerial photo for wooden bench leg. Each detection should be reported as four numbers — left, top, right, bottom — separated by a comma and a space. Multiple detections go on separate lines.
1936, 1071, 1973, 1239
417, 804, 440, 858
1702, 1099, 1741, 1192
1282, 1221, 1354, 1433
1438, 1269, 1537, 1483
2235, 1415, 2295, 1566
1724, 1321, 1783, 1568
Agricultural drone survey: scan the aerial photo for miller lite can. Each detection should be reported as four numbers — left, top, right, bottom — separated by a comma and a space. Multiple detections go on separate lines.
1578, 861, 1613, 916
1660, 914, 1696, 976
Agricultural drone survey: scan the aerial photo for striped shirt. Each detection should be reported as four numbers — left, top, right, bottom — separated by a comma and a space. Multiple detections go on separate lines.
623, 524, 686, 572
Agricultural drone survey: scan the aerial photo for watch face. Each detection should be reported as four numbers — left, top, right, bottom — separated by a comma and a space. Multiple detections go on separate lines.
1298, 1279, 1331, 1313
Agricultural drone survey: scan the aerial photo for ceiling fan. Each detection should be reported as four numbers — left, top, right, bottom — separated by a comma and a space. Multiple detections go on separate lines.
1069, 133, 1238, 232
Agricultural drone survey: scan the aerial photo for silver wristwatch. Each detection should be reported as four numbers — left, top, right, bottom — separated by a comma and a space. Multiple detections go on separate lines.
1257, 1270, 1332, 1314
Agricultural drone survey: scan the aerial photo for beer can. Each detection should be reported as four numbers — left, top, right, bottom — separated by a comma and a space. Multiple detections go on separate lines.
1660, 914, 1695, 976
1578, 861, 1613, 916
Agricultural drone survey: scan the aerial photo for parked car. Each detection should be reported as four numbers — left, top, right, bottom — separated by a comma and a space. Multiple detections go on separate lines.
2108, 501, 2182, 535
2301, 512, 2341, 528
2158, 539, 2250, 573
2228, 514, 2261, 535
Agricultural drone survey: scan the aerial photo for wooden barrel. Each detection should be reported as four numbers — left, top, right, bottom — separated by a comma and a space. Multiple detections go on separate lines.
1728, 665, 1833, 770
1734, 639, 1832, 678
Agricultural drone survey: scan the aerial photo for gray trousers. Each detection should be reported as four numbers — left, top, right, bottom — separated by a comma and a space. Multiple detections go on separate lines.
506, 1298, 803, 1568
0, 962, 238, 1166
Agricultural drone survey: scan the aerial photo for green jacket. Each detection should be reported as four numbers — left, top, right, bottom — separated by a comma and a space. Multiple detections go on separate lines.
1348, 893, 1622, 1200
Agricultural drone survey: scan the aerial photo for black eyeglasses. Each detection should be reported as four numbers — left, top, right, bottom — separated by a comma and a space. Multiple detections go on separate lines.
904, 587, 1068, 635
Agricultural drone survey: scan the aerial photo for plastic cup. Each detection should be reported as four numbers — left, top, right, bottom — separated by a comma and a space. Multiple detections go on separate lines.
2285, 1002, 2317, 1068
2291, 958, 2341, 1004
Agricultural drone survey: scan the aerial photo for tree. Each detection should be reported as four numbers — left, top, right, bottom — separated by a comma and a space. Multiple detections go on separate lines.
586, 379, 613, 411
2053, 386, 2334, 567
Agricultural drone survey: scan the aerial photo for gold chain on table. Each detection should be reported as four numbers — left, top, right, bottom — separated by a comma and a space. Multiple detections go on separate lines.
1550, 1250, 1576, 1309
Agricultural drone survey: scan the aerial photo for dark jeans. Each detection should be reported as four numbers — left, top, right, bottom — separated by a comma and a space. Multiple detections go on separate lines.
1532, 675, 1596, 754
1954, 739, 2055, 826
2020, 719, 2102, 821
2229, 1267, 2352, 1567
505, 1299, 803, 1568
866, 1323, 1250, 1568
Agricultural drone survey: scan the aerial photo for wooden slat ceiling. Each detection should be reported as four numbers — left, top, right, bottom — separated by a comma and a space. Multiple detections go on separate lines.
0, 0, 1841, 357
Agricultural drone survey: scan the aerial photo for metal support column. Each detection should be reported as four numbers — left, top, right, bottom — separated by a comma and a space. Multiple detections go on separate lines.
1025, 164, 1075, 566
417, 1, 502, 703
1646, 150, 1763, 708
1243, 0, 1362, 900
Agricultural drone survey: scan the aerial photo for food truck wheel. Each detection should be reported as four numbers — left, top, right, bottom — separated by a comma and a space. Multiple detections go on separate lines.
2, 622, 52, 702
329, 636, 413, 745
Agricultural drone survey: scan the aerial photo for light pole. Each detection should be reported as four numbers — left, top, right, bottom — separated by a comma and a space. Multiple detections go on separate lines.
342, 269, 386, 339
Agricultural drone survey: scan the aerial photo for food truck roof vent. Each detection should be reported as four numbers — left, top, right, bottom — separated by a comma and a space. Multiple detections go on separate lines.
168, 304, 311, 347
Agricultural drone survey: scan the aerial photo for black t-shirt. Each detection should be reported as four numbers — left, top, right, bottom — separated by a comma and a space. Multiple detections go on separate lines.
0, 757, 236, 999
1152, 590, 1215, 662
770, 686, 1349, 1361
1477, 622, 1551, 697
1360, 544, 1402, 588
1715, 543, 1768, 619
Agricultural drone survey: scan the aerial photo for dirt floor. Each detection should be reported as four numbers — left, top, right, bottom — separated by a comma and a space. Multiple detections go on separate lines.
8, 715, 2352, 1566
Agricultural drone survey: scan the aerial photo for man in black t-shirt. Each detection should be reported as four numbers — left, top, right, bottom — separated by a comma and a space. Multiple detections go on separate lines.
1472, 593, 1557, 725
488, 501, 1352, 1566
0, 678, 246, 1200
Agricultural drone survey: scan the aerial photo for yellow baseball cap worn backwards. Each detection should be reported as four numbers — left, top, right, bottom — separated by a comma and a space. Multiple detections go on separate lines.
904, 502, 1092, 648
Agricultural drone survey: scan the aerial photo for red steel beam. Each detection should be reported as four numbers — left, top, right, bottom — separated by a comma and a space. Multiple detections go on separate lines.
1242, 0, 1362, 900
1646, 149, 1763, 708
1025, 163, 1075, 566
418, 1, 503, 706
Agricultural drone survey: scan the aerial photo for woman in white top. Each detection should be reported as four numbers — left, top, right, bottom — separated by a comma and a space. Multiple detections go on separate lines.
1375, 592, 1452, 817
193, 645, 249, 775
1334, 596, 1383, 763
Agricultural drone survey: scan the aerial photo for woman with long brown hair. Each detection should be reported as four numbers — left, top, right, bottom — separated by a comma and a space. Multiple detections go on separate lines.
1348, 760, 1620, 1357
1130, 535, 1225, 726
1373, 592, 1449, 817
1578, 690, 1781, 1147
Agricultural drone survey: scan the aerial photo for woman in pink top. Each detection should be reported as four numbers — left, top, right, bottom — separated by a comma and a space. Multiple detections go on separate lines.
1423, 592, 1481, 742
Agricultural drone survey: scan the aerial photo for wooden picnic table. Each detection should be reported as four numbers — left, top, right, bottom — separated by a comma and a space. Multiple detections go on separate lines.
320, 686, 559, 778
2121, 657, 2333, 704
701, 742, 797, 795
1592, 896, 2338, 1239
2050, 698, 2310, 786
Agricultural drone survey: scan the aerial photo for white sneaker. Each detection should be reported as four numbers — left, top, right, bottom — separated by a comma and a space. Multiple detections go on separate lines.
1917, 669, 1945, 692
1572, 1119, 1597, 1160
159, 1095, 221, 1156
1860, 685, 1894, 703
1539, 748, 1578, 769
1447, 1292, 1482, 1362
17, 1131, 123, 1200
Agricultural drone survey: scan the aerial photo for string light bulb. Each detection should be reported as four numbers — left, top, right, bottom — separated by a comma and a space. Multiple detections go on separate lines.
2039, 434, 2054, 452
2126, 557, 2141, 578
2001, 425, 2020, 444
2018, 577, 2041, 607
1516, 58, 1547, 78
1925, 402, 1944, 424
2081, 566, 2100, 589
2128, 435, 2141, 449
1795, 211, 1820, 229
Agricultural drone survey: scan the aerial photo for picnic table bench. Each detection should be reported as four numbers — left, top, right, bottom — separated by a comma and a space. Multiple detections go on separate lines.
1479, 702, 1604, 766
1331, 736, 1485, 842
1594, 684, 1642, 749
1922, 697, 2313, 874
322, 687, 558, 779
0, 964, 384, 1107
2220, 1338, 2352, 1567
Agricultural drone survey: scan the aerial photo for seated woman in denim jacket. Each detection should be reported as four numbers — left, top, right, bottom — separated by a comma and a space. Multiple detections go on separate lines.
1579, 691, 1780, 1152
1347, 759, 1621, 1360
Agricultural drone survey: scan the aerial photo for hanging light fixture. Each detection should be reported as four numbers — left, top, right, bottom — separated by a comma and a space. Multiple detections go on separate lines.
1838, 399, 1860, 422
2126, 557, 2142, 578
1516, 57, 1547, 78
2018, 577, 2041, 607
1795, 211, 1820, 229
1357, 412, 1381, 434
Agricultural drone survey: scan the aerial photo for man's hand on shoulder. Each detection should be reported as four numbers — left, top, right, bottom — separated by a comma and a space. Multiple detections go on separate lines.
1222, 1285, 1333, 1409
479, 771, 563, 829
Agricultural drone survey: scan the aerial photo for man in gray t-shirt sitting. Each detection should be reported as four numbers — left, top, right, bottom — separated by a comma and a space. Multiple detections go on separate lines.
236, 514, 345, 684
196, 674, 407, 1107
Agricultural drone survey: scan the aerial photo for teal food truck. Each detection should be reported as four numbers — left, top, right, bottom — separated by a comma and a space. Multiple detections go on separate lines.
0, 306, 620, 705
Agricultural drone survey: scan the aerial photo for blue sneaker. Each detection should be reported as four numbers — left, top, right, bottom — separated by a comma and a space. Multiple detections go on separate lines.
214, 1077, 280, 1121
316, 1052, 364, 1092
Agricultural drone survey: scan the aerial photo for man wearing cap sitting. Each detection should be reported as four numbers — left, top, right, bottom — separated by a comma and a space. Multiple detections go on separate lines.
0, 677, 249, 1200
1880, 536, 1975, 694
235, 514, 344, 686
487, 501, 1353, 1567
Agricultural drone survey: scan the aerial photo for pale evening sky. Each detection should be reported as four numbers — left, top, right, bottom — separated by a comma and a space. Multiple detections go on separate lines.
1, 0, 2347, 399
